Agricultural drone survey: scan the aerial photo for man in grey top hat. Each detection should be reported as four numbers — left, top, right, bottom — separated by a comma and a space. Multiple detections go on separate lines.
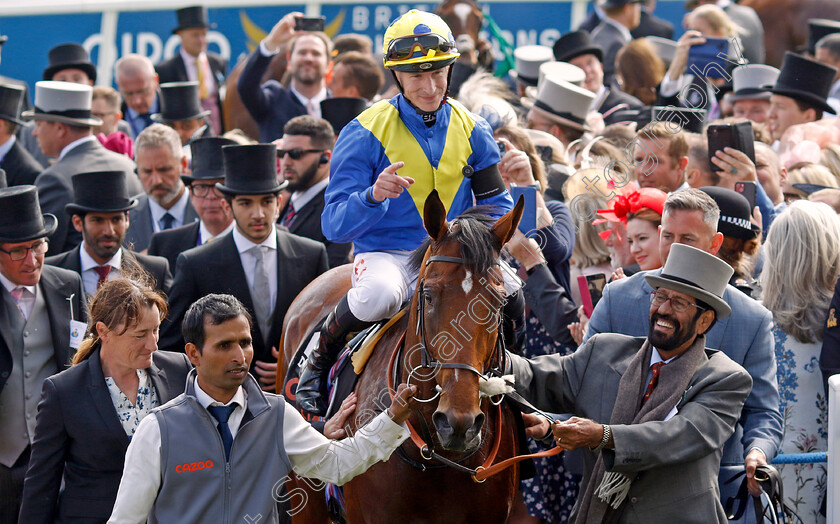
510, 243, 751, 523
25, 81, 140, 256
730, 64, 779, 125
0, 185, 85, 524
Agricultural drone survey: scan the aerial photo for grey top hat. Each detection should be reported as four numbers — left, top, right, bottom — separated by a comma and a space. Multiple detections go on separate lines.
530, 76, 595, 132
730, 64, 779, 102
646, 36, 678, 66
21, 81, 102, 127
539, 61, 586, 88
514, 46, 555, 87
645, 243, 734, 319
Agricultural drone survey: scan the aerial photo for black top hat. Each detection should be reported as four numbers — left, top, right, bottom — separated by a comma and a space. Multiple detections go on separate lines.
808, 19, 840, 55
699, 186, 761, 240
183, 137, 238, 184
601, 0, 645, 7
151, 82, 210, 123
652, 106, 707, 134
770, 52, 837, 114
0, 185, 57, 243
0, 84, 26, 125
42, 43, 97, 82
65, 171, 138, 216
173, 6, 215, 34
320, 97, 367, 135
553, 30, 603, 63
216, 144, 289, 196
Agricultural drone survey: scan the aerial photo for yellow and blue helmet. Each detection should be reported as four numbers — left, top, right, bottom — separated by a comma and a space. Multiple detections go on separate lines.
383, 10, 460, 72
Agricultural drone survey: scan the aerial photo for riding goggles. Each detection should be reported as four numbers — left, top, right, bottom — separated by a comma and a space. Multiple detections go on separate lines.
386, 33, 456, 63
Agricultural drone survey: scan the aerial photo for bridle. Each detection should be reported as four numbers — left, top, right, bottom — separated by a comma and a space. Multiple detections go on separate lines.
409, 253, 508, 403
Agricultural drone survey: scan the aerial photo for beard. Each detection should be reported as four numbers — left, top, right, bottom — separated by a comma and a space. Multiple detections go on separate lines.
285, 159, 320, 192
647, 311, 698, 352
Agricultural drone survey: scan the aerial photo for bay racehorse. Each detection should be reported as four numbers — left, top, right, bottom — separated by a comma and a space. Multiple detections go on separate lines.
279, 192, 533, 523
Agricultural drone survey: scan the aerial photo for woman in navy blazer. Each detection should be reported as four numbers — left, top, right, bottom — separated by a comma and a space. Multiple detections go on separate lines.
18, 277, 192, 523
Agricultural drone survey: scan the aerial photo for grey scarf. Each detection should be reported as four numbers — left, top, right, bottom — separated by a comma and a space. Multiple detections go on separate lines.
575, 335, 707, 523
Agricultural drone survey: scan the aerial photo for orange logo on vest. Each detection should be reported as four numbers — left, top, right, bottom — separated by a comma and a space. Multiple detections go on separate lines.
175, 460, 214, 473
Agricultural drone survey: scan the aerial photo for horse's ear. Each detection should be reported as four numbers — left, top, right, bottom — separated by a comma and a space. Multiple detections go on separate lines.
492, 195, 525, 247
424, 189, 448, 241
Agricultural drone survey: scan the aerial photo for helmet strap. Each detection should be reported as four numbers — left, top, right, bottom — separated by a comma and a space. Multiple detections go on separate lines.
390, 65, 454, 127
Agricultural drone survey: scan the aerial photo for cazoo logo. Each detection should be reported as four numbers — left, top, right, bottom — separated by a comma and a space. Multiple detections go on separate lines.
175, 460, 214, 473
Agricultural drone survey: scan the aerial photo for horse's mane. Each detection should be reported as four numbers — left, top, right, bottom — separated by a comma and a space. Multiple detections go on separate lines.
409, 205, 502, 275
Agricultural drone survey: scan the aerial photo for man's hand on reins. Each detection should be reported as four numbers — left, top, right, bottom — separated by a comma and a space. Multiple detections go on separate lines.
552, 417, 605, 450
522, 413, 552, 440
387, 383, 419, 424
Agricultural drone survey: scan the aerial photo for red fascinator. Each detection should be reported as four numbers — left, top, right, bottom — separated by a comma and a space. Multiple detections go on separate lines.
593, 182, 667, 241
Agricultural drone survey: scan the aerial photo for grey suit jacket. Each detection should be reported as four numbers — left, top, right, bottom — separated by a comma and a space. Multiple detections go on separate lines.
34, 139, 141, 255
0, 265, 85, 396
509, 333, 752, 523
45, 244, 173, 295
591, 20, 628, 85
124, 193, 199, 253
584, 268, 782, 467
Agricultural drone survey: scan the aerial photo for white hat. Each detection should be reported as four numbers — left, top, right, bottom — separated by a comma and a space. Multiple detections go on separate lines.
539, 61, 586, 88
21, 80, 101, 126
730, 64, 780, 102
530, 76, 596, 132
646, 36, 677, 66
514, 45, 555, 87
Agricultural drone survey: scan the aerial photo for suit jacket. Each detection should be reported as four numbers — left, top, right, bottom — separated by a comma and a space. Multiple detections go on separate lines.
237, 48, 308, 143
723, 2, 765, 65
597, 87, 644, 117
160, 230, 328, 365
124, 193, 199, 253
630, 9, 675, 40
508, 333, 752, 523
156, 52, 227, 122
146, 220, 202, 273
577, 9, 601, 33
34, 139, 141, 255
18, 349, 191, 524
1, 138, 42, 186
0, 265, 85, 396
591, 20, 629, 86
278, 187, 352, 268
45, 245, 173, 295
584, 268, 783, 467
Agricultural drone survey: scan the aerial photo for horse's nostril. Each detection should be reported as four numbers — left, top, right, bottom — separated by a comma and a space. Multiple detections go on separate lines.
433, 411, 451, 434
470, 412, 485, 435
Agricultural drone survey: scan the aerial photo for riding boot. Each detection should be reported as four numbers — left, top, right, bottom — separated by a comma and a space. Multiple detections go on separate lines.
296, 296, 372, 415
501, 288, 526, 353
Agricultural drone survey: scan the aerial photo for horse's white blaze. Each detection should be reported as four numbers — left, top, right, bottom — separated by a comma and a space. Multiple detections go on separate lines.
453, 3, 472, 27
462, 270, 473, 294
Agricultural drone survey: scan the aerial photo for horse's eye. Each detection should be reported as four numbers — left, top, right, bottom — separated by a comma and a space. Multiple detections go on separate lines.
423, 289, 434, 305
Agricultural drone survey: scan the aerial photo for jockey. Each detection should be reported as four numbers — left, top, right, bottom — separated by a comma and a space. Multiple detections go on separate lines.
296, 9, 521, 415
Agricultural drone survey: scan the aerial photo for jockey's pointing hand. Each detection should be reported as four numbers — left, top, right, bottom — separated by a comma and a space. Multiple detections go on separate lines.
371, 162, 414, 203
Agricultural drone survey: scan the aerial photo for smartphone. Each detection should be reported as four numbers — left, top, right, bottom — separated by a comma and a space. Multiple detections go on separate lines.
496, 140, 506, 155
577, 274, 607, 318
510, 185, 537, 238
734, 180, 757, 210
295, 16, 325, 32
707, 122, 755, 173
687, 37, 730, 79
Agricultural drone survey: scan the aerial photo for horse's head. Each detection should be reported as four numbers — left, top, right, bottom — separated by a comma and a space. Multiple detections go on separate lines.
408, 190, 523, 452
437, 0, 484, 50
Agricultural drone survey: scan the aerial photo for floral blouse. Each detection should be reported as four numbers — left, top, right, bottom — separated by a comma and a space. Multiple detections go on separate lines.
104, 369, 159, 439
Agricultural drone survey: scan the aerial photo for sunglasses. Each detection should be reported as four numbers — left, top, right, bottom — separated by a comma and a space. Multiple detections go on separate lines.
386, 33, 454, 62
276, 148, 324, 160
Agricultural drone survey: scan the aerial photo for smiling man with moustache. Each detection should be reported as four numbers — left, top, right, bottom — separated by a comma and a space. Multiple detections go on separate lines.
160, 144, 327, 391
511, 243, 751, 523
277, 116, 351, 268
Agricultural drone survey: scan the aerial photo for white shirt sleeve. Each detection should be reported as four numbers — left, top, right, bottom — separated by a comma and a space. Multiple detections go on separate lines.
283, 407, 410, 486
107, 414, 163, 524
660, 74, 692, 99
259, 39, 280, 57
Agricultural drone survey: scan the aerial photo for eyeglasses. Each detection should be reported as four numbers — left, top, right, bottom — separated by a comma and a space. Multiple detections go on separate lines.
121, 85, 153, 98
0, 239, 49, 261
386, 33, 454, 62
190, 183, 224, 198
649, 291, 705, 314
277, 148, 324, 160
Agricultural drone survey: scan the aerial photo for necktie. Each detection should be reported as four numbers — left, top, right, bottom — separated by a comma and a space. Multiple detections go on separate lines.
282, 202, 296, 228
93, 265, 111, 289
195, 58, 209, 100
306, 100, 316, 116
10, 287, 26, 319
160, 212, 176, 231
207, 404, 237, 461
641, 362, 665, 407
251, 246, 273, 342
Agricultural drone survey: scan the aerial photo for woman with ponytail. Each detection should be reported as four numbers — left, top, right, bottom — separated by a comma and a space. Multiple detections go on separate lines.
19, 277, 192, 524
